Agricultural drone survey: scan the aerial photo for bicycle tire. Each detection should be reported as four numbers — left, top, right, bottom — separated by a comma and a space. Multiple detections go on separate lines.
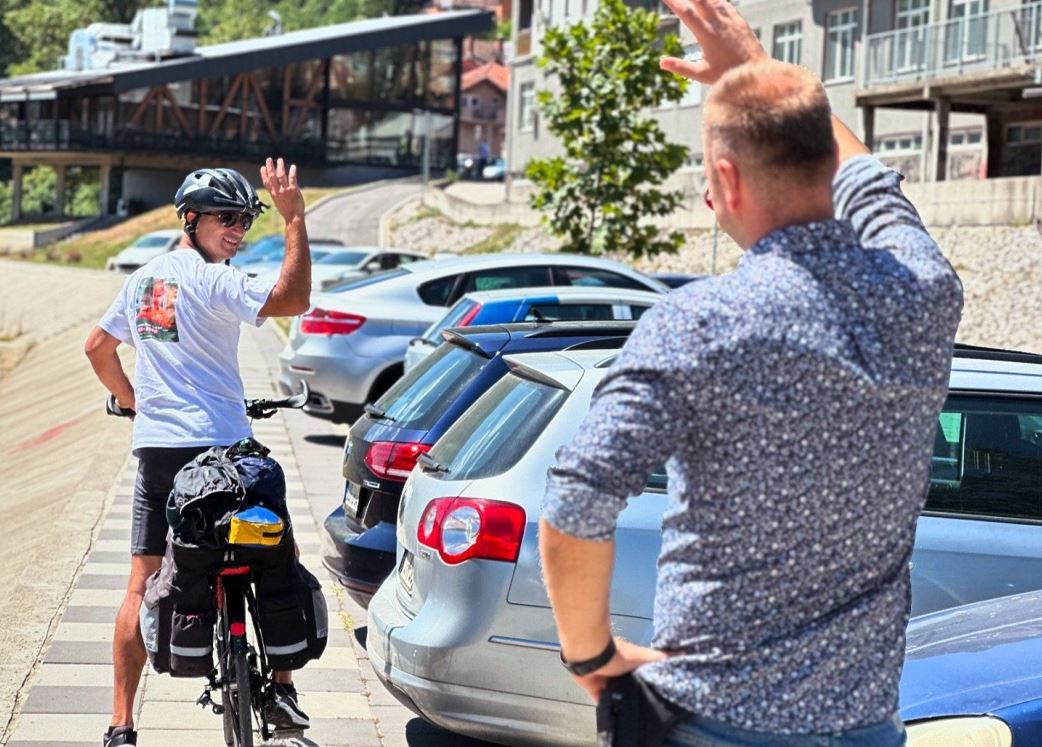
218, 624, 235, 745
233, 648, 254, 747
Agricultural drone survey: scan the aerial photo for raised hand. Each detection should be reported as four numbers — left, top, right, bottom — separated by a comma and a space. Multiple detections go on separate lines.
659, 0, 767, 85
260, 157, 306, 223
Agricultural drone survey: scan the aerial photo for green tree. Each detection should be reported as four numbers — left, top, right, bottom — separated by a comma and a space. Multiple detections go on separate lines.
524, 0, 689, 258
3, 0, 143, 76
0, 180, 11, 226
21, 166, 57, 216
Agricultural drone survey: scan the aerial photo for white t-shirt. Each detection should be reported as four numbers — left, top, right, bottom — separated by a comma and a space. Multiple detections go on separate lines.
99, 248, 275, 450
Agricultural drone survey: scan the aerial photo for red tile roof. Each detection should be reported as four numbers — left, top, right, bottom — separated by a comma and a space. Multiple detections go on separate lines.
461, 61, 509, 93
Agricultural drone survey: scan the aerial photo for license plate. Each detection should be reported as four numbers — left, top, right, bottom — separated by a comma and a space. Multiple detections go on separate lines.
344, 482, 360, 516
398, 552, 415, 595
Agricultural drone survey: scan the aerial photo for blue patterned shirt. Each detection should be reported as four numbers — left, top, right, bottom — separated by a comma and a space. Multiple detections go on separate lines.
542, 156, 964, 734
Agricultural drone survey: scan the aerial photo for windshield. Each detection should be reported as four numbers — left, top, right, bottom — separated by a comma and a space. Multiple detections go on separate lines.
374, 342, 489, 430
423, 299, 479, 344
428, 374, 567, 481
328, 268, 408, 293
132, 235, 171, 249
316, 251, 370, 266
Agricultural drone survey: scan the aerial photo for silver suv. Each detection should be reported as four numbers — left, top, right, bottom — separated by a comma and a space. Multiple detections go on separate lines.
277, 253, 667, 423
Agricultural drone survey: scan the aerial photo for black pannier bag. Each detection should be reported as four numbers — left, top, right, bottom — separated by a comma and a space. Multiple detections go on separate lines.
140, 540, 222, 678
165, 447, 246, 549
254, 561, 328, 671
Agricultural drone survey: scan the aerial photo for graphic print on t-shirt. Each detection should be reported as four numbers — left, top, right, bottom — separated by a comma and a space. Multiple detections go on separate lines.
135, 276, 180, 342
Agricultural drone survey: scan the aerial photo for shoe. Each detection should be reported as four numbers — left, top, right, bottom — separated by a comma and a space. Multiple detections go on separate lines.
102, 726, 137, 746
264, 682, 310, 731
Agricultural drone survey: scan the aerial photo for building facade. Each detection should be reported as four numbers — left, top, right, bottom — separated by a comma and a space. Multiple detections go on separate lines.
506, 0, 1042, 186
0, 11, 493, 219
459, 62, 508, 157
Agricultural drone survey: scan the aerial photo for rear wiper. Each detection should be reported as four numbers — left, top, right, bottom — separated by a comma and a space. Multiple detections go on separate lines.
418, 453, 449, 474
364, 403, 395, 421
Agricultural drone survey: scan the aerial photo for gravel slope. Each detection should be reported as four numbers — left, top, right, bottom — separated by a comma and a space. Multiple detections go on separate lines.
389, 203, 1042, 354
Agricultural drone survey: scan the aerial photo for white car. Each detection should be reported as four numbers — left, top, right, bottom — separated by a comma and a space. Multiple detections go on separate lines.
403, 285, 664, 372
308, 248, 427, 291
106, 229, 181, 272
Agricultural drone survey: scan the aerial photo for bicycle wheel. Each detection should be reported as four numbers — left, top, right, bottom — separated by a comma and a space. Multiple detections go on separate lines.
232, 648, 254, 747
217, 622, 235, 745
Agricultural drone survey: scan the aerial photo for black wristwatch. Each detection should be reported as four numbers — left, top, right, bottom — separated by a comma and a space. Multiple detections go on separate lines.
560, 638, 616, 676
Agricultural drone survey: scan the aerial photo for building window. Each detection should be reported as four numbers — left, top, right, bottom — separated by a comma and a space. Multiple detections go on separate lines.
946, 0, 989, 62
1007, 123, 1042, 145
824, 8, 858, 82
772, 21, 802, 65
950, 129, 983, 147
895, 0, 931, 70
519, 82, 535, 132
678, 43, 702, 107
875, 133, 924, 153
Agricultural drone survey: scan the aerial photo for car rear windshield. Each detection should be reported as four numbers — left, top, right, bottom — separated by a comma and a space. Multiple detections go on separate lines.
134, 236, 171, 248
428, 374, 567, 481
328, 268, 408, 294
926, 395, 1042, 521
316, 251, 369, 265
374, 341, 489, 431
423, 299, 479, 344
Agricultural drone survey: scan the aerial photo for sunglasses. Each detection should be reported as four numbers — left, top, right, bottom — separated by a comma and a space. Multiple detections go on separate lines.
214, 211, 254, 231
703, 188, 714, 211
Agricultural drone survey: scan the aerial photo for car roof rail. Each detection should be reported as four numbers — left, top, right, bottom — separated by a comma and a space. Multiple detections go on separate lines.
520, 321, 636, 338
953, 343, 1042, 365
564, 336, 629, 352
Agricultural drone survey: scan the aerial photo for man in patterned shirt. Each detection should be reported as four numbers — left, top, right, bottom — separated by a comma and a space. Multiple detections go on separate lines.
539, 1, 963, 745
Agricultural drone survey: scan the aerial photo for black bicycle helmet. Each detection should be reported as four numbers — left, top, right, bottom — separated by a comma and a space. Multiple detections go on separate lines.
174, 168, 266, 219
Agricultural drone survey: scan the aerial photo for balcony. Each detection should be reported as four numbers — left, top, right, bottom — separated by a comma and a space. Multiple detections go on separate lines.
516, 28, 532, 57
864, 1, 1042, 87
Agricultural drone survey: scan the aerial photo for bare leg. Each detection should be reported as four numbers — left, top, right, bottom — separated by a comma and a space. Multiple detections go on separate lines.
111, 555, 162, 728
274, 671, 293, 684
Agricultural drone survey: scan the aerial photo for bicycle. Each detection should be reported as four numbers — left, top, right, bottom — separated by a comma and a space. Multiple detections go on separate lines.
108, 383, 310, 747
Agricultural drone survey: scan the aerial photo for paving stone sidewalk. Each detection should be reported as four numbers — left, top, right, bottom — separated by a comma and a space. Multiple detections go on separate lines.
2, 323, 469, 747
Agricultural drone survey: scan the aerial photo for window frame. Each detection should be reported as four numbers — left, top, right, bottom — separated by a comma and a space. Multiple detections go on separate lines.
518, 82, 536, 133
772, 20, 803, 65
824, 7, 859, 83
922, 390, 1042, 524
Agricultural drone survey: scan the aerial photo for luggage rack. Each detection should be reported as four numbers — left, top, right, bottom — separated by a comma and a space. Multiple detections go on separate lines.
952, 343, 1042, 366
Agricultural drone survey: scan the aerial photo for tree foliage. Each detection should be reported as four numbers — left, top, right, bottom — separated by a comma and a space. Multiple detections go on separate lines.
524, 0, 689, 258
2, 0, 426, 76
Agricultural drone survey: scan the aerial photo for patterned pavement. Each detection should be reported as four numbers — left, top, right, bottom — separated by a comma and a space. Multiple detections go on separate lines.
2, 323, 470, 747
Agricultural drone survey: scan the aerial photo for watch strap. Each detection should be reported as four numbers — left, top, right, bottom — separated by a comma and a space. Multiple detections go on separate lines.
560, 637, 616, 676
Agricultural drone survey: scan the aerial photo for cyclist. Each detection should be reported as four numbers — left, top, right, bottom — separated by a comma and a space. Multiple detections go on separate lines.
85, 160, 313, 747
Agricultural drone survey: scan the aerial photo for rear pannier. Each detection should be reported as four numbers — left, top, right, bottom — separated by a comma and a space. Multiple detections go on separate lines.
141, 439, 326, 677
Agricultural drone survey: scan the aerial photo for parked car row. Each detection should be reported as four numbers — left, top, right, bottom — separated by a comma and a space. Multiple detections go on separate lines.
313, 331, 1042, 745
277, 253, 670, 424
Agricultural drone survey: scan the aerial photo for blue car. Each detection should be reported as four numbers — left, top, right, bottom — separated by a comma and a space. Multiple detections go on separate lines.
403, 285, 663, 372
900, 589, 1042, 744
321, 321, 636, 606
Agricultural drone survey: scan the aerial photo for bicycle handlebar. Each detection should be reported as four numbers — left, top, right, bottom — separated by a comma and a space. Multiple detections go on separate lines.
104, 382, 310, 421
244, 381, 310, 420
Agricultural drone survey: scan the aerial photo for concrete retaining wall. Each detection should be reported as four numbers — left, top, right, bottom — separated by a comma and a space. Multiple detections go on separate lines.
0, 218, 95, 254
425, 172, 1042, 229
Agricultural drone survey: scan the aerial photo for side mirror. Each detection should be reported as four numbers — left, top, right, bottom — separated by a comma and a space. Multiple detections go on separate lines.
364, 260, 382, 272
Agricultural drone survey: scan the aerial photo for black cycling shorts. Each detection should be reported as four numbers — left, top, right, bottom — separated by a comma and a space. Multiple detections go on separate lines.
131, 446, 211, 556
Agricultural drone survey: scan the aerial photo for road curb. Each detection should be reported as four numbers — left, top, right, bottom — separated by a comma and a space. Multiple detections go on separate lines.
379, 192, 424, 248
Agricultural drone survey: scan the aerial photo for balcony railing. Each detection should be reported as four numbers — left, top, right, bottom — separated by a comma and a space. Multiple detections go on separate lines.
865, 1, 1042, 86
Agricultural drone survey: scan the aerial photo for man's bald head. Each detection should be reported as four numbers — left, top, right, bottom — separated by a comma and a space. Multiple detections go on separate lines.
704, 61, 837, 188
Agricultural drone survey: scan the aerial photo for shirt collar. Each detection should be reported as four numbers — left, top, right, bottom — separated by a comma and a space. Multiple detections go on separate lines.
745, 219, 858, 257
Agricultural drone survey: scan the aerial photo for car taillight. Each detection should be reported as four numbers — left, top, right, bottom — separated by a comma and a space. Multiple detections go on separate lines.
458, 303, 483, 327
416, 498, 526, 565
364, 441, 431, 481
300, 308, 365, 335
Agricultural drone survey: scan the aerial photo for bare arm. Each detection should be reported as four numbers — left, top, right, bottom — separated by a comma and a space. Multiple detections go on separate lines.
84, 326, 135, 412
540, 520, 666, 702
833, 115, 871, 164
259, 158, 311, 318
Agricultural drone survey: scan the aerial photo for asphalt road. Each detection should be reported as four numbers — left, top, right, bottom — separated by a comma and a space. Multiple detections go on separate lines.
307, 180, 422, 246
